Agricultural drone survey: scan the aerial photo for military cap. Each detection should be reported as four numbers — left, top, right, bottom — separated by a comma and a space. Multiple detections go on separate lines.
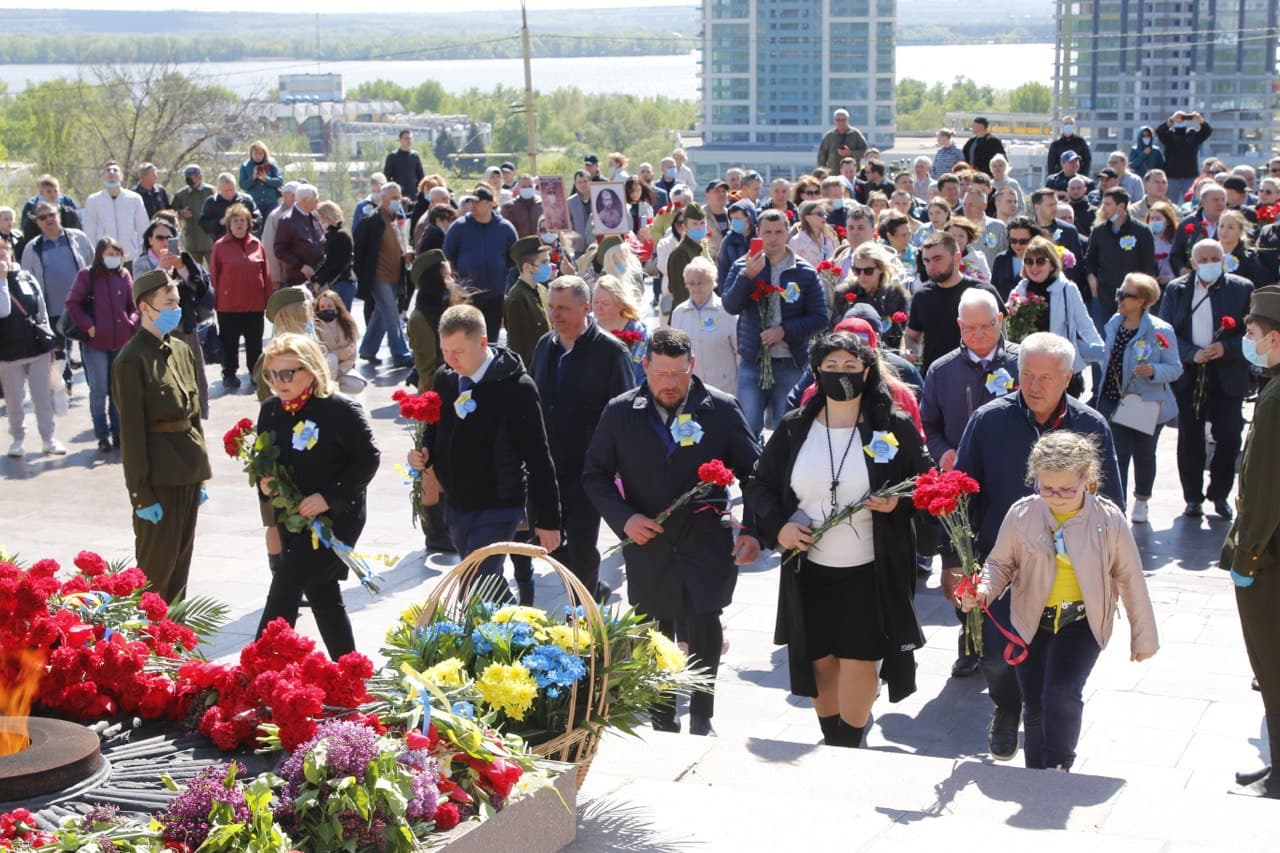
683, 201, 705, 220
597, 234, 623, 257
410, 249, 446, 288
1251, 285, 1280, 325
265, 286, 308, 323
510, 235, 547, 264
132, 269, 174, 306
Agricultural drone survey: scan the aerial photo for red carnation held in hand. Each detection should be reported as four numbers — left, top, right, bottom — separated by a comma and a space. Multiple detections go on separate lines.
698, 459, 736, 487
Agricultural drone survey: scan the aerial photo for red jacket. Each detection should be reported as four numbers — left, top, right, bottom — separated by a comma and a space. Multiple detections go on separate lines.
66, 267, 139, 352
210, 232, 272, 313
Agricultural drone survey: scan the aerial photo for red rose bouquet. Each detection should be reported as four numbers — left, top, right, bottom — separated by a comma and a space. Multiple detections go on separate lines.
750, 279, 785, 389
913, 469, 985, 654
1193, 315, 1237, 417
604, 459, 736, 556
224, 419, 382, 594
392, 389, 443, 530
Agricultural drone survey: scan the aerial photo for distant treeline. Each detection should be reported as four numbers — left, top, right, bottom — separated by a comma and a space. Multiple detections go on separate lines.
0, 33, 690, 65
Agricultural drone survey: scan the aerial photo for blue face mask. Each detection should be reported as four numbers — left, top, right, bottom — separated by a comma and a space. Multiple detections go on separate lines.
1243, 336, 1272, 368
519, 187, 535, 200
729, 218, 748, 234
539, 232, 557, 244
1108, 213, 1122, 225
687, 227, 708, 241
304, 319, 316, 338
1197, 262, 1223, 282
389, 200, 404, 216
664, 168, 676, 180
104, 181, 121, 190
1147, 218, 1165, 235
614, 262, 628, 276
152, 307, 182, 335
532, 262, 553, 283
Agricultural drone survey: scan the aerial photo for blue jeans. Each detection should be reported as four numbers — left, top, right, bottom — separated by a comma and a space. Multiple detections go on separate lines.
736, 356, 804, 437
329, 280, 357, 313
1015, 617, 1103, 770
82, 346, 119, 441
1087, 295, 1114, 401
1095, 397, 1163, 501
444, 504, 524, 594
358, 280, 410, 361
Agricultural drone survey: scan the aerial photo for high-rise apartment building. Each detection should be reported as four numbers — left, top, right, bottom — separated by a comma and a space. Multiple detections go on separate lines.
1054, 0, 1279, 161
692, 0, 897, 182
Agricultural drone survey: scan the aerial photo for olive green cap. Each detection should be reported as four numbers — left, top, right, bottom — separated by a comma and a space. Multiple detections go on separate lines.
265, 286, 308, 323
131, 269, 173, 306
410, 249, 446, 288
1250, 285, 1280, 325
510, 235, 547, 264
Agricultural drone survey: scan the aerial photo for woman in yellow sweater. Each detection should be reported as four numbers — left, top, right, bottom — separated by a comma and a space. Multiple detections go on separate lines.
962, 430, 1159, 770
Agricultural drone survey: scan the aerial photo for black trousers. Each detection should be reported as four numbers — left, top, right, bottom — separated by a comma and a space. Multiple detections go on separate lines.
217, 310, 265, 377
981, 592, 1024, 714
256, 531, 356, 660
511, 480, 604, 594
472, 292, 504, 341
1173, 379, 1244, 504
652, 592, 723, 722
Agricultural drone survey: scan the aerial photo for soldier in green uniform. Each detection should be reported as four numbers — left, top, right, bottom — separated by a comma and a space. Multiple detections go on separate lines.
111, 269, 212, 602
1221, 284, 1280, 799
664, 202, 712, 318
502, 236, 551, 369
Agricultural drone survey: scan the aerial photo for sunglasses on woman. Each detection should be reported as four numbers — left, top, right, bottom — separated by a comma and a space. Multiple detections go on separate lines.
263, 367, 305, 384
1025, 256, 1052, 267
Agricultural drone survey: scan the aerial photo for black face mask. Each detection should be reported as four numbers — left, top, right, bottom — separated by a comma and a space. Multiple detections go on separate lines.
316, 309, 338, 322
818, 369, 865, 401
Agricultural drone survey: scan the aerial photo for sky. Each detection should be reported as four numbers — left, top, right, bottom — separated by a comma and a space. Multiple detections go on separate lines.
0, 0, 692, 10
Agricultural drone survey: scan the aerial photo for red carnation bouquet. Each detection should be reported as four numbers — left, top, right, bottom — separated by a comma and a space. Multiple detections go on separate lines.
913, 469, 985, 654
180, 617, 374, 752
605, 459, 736, 556
1193, 315, 1237, 417
814, 259, 844, 296
612, 329, 644, 346
224, 419, 382, 594
1004, 291, 1048, 343
750, 279, 785, 389
392, 389, 443, 530
1257, 203, 1279, 226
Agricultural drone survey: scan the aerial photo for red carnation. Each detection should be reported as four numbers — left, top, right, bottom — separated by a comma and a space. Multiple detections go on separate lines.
697, 459, 735, 487
222, 418, 254, 458
139, 592, 168, 622
891, 311, 908, 324
844, 292, 858, 303
1155, 332, 1171, 349
398, 390, 443, 424
73, 551, 109, 578
835, 226, 847, 239
434, 802, 461, 830
1184, 221, 1197, 234
612, 329, 644, 346
786, 209, 796, 221
1220, 316, 1237, 331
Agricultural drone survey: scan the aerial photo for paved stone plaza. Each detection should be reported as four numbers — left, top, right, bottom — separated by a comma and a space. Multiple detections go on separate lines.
2, 352, 1278, 850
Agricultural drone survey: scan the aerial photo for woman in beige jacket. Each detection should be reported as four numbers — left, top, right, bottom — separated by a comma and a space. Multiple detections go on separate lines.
962, 430, 1158, 771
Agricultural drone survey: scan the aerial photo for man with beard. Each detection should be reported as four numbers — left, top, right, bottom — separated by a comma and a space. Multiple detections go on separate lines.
904, 231, 1001, 373
584, 327, 761, 736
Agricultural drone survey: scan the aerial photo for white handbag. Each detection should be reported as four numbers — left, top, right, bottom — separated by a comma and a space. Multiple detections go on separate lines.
1110, 393, 1160, 435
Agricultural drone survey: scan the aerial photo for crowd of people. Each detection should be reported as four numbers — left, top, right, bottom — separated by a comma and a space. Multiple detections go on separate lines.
2, 109, 1279, 795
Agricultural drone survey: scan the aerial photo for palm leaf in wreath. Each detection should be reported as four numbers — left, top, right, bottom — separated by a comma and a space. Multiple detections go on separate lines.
167, 594, 231, 645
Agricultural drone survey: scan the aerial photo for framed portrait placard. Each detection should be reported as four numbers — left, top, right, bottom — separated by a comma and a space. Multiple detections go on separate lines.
590, 181, 629, 235
537, 176, 569, 231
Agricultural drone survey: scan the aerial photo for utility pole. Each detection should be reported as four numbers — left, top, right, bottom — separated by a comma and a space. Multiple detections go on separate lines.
521, 0, 539, 172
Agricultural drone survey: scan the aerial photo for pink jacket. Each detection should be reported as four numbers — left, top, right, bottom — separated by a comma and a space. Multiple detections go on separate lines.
982, 492, 1159, 656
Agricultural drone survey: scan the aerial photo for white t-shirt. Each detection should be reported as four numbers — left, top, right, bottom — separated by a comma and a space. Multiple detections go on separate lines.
790, 422, 875, 568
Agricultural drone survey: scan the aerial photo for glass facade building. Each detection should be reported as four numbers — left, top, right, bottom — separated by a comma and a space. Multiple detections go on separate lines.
1055, 0, 1279, 160
695, 0, 896, 181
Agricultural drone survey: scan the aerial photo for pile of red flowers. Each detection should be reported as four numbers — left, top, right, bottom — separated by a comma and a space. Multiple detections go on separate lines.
1258, 203, 1279, 225
392, 389, 443, 424
180, 618, 374, 752
912, 468, 980, 517
0, 552, 204, 721
0, 808, 55, 848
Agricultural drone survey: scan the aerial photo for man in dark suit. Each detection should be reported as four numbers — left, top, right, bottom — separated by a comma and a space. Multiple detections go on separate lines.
583, 327, 762, 736
1158, 238, 1255, 519
1030, 188, 1088, 291
526, 276, 635, 604
1170, 183, 1229, 277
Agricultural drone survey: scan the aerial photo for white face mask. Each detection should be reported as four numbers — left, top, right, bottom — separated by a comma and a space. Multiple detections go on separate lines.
104, 255, 123, 270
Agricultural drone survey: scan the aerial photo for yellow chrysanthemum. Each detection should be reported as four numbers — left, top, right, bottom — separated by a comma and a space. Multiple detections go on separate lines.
545, 624, 591, 653
423, 657, 468, 688
476, 661, 539, 721
646, 629, 687, 673
491, 605, 549, 627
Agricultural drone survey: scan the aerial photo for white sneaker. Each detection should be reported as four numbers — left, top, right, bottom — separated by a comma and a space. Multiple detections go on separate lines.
6, 440, 23, 458
1131, 499, 1149, 524
42, 440, 67, 456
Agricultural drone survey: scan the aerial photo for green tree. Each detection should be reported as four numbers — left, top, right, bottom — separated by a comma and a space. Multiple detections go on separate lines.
1009, 82, 1051, 114
433, 130, 457, 166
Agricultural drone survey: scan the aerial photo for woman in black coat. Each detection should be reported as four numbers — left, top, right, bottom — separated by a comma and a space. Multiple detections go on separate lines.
744, 331, 933, 748
312, 201, 357, 311
254, 333, 380, 659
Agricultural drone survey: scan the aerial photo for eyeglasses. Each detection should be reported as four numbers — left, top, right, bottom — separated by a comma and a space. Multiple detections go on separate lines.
1116, 291, 1141, 301
647, 368, 693, 380
1037, 482, 1083, 499
36, 213, 56, 221
959, 320, 998, 334
1025, 256, 1052, 267
853, 265, 879, 276
152, 232, 174, 241
1009, 238, 1031, 246
263, 367, 305, 384
802, 190, 821, 197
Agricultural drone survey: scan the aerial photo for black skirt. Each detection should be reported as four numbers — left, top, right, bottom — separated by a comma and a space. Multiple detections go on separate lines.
797, 558, 888, 662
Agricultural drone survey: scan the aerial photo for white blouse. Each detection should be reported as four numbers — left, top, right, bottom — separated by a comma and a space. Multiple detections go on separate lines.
790, 422, 875, 568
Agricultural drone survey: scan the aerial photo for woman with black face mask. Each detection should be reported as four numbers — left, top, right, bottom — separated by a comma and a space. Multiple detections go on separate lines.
744, 331, 933, 748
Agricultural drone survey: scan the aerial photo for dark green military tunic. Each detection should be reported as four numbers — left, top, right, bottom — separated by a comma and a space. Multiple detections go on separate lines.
502, 277, 549, 369
111, 328, 212, 602
1221, 364, 1280, 715
666, 235, 710, 310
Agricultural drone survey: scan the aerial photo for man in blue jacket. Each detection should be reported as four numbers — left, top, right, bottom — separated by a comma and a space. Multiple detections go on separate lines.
1157, 238, 1254, 519
443, 186, 518, 340
722, 209, 828, 437
954, 331, 1123, 763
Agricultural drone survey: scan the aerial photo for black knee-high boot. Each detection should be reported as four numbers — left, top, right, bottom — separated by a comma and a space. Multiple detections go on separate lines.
1234, 715, 1280, 797
819, 714, 843, 745
839, 718, 866, 748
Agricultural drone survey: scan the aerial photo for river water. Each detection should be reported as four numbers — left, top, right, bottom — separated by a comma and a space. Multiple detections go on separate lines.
1, 43, 1055, 99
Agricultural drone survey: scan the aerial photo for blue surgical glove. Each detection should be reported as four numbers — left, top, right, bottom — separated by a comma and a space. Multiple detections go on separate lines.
199, 487, 209, 506
1230, 569, 1255, 588
135, 503, 164, 525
